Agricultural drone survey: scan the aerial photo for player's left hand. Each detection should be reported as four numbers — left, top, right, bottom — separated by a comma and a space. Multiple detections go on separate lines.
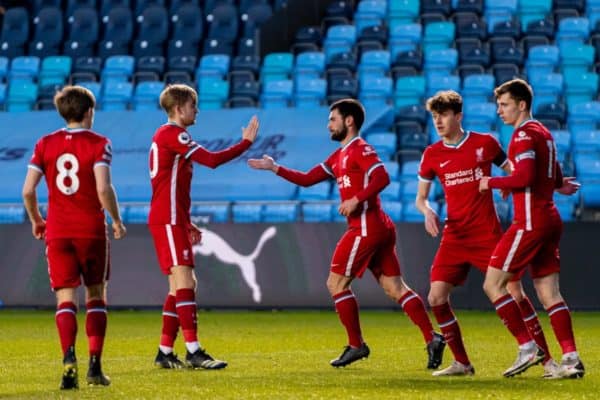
479, 176, 491, 192
189, 223, 202, 245
338, 197, 359, 217
556, 177, 581, 196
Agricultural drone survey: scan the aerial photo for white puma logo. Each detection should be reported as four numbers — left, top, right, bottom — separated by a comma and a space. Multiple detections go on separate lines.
192, 226, 277, 303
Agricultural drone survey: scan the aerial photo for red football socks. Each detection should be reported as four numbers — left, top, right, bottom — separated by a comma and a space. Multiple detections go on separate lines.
333, 290, 363, 348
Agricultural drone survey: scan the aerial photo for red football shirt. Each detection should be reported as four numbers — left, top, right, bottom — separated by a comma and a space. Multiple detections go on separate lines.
322, 137, 392, 234
490, 120, 561, 230
419, 131, 507, 241
28, 128, 111, 239
148, 123, 251, 226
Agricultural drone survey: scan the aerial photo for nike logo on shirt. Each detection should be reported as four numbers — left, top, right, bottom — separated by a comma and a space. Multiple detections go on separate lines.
440, 160, 451, 167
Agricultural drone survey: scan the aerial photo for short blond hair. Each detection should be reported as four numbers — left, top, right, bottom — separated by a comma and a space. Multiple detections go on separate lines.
159, 84, 198, 116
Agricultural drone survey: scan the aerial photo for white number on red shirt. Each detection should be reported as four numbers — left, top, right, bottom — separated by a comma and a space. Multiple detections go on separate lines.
55, 153, 80, 195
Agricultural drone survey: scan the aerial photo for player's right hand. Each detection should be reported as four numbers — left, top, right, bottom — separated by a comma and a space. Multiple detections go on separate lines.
112, 221, 126, 239
424, 208, 440, 237
242, 115, 259, 143
248, 154, 277, 172
32, 219, 46, 240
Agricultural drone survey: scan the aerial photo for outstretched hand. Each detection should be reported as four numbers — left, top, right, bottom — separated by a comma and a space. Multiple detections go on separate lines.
242, 115, 259, 143
248, 154, 277, 172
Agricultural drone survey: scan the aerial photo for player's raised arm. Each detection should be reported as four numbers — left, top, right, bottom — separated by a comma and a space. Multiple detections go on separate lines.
94, 165, 126, 239
22, 167, 46, 240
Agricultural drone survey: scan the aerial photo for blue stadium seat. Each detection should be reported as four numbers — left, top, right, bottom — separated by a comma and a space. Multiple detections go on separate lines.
7, 81, 38, 111
239, 0, 269, 14
231, 80, 260, 102
422, 21, 456, 52
556, 17, 590, 47
572, 130, 600, 153
203, 38, 234, 57
168, 55, 197, 76
581, 182, 600, 209
380, 181, 401, 201
241, 3, 273, 38
485, 0, 518, 34
167, 4, 203, 58
294, 78, 326, 108
564, 71, 599, 108
394, 75, 426, 108
323, 25, 357, 62
358, 50, 391, 80
400, 159, 420, 182
132, 5, 169, 58
232, 203, 263, 223
39, 56, 72, 89
383, 160, 400, 180
0, 7, 29, 59
206, 4, 239, 43
260, 80, 293, 109
524, 17, 555, 39
136, 55, 165, 79
132, 81, 164, 110
521, 34, 550, 53
357, 24, 388, 47
426, 74, 460, 97
567, 101, 600, 133
65, 0, 96, 18
388, 0, 420, 26
102, 55, 135, 82
327, 75, 358, 102
560, 44, 595, 76
9, 57, 40, 82
197, 54, 230, 79
63, 7, 99, 58
381, 201, 403, 221
491, 62, 520, 85
463, 102, 497, 132
262, 203, 299, 222
530, 73, 564, 112
294, 25, 323, 46
389, 23, 422, 58
536, 102, 566, 125
72, 56, 102, 81
456, 37, 490, 67
261, 52, 294, 83
101, 81, 133, 110
98, 7, 133, 60
301, 203, 334, 222
359, 76, 393, 108
553, 129, 571, 160
462, 73, 495, 105
423, 48, 458, 79
399, 131, 429, 151
204, 0, 234, 14
295, 51, 325, 80
490, 36, 524, 65
28, 7, 63, 58
237, 37, 259, 57
197, 78, 230, 109
455, 12, 487, 40
525, 45, 560, 77
0, 82, 7, 108
354, 0, 386, 33
517, 0, 552, 29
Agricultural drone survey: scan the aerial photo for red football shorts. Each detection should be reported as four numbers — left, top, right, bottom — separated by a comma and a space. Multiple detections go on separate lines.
149, 224, 195, 275
46, 237, 110, 290
330, 226, 401, 279
489, 223, 562, 279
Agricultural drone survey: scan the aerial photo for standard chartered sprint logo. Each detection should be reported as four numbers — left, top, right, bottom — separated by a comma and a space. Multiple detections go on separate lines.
444, 167, 483, 186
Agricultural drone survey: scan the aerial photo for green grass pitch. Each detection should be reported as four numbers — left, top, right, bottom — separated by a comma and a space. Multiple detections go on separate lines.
0, 309, 598, 399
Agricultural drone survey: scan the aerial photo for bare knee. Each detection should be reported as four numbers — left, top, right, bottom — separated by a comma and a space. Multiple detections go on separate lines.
506, 281, 525, 303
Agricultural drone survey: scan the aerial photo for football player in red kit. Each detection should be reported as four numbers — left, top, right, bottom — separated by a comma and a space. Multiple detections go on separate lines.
22, 85, 126, 389
479, 79, 584, 378
149, 84, 258, 370
248, 99, 445, 368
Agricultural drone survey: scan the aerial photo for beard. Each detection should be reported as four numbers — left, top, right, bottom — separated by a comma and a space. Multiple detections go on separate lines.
330, 125, 348, 142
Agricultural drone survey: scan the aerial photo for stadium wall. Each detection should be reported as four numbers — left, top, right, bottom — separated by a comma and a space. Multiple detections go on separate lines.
0, 222, 598, 310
